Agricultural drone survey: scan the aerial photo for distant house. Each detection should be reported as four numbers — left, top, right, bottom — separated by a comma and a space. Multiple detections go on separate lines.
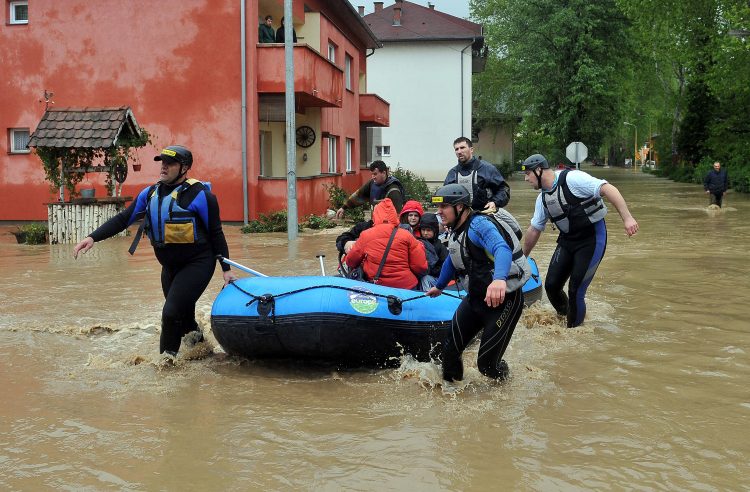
0, 0, 389, 221
362, 0, 485, 183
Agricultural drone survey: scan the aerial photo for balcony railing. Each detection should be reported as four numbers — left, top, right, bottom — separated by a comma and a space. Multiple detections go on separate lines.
359, 93, 390, 127
257, 44, 344, 108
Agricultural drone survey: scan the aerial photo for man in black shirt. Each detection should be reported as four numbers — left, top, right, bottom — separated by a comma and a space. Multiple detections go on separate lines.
275, 17, 297, 43
703, 161, 729, 207
259, 15, 275, 43
73, 145, 237, 360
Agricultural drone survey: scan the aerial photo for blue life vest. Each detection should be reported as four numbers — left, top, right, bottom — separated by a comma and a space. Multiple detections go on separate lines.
447, 211, 530, 296
129, 179, 210, 248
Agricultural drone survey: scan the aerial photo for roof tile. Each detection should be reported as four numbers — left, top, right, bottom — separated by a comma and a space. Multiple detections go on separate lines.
364, 1, 482, 42
28, 107, 139, 149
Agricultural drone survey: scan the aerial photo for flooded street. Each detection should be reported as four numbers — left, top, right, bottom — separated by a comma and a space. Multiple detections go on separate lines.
1, 167, 749, 490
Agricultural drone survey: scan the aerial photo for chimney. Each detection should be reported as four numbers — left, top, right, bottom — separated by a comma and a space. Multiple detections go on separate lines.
393, 4, 402, 26
428, 2, 435, 9
374, 2, 383, 12
358, 5, 365, 16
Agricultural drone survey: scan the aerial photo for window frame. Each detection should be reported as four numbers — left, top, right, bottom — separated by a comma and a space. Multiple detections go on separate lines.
345, 138, 353, 172
345, 54, 353, 91
9, 1, 28, 25
328, 135, 338, 173
9, 128, 30, 154
327, 42, 337, 64
376, 145, 391, 157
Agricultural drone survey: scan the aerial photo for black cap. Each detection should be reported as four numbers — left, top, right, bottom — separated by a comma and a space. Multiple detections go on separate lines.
154, 145, 193, 167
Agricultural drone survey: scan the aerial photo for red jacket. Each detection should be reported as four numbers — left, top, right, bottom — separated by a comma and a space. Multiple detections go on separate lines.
399, 200, 425, 237
346, 198, 427, 289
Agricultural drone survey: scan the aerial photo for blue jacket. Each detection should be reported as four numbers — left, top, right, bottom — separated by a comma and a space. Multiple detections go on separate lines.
704, 169, 728, 193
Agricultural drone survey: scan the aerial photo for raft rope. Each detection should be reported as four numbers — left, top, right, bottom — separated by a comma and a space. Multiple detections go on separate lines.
227, 281, 464, 321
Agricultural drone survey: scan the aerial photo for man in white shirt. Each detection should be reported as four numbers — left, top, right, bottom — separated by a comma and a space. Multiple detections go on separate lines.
521, 154, 639, 328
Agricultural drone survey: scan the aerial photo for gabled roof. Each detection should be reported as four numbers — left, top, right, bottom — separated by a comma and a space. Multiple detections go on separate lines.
363, 1, 482, 43
28, 107, 141, 148
333, 0, 383, 48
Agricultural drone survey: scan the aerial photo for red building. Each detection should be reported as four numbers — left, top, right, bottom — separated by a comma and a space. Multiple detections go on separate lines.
0, 0, 389, 221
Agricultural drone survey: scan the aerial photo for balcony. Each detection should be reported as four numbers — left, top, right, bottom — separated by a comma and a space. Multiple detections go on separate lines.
257, 44, 344, 108
359, 94, 390, 127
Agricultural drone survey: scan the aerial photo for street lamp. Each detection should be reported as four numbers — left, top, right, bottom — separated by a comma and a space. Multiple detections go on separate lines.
623, 122, 637, 172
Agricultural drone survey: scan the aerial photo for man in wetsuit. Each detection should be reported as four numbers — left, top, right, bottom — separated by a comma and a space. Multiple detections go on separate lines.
335, 160, 405, 218
443, 137, 510, 213
73, 145, 238, 359
521, 153, 639, 328
426, 184, 528, 382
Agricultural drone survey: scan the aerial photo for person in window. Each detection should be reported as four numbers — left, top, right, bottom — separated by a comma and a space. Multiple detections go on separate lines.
444, 137, 510, 213
345, 198, 427, 290
72, 145, 238, 363
275, 17, 298, 43
259, 15, 275, 43
335, 160, 406, 217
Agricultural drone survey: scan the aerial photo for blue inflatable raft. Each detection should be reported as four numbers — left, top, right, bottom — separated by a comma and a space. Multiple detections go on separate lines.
210, 258, 542, 366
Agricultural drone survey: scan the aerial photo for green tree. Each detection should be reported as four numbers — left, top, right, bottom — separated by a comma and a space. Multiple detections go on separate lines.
472, 0, 634, 156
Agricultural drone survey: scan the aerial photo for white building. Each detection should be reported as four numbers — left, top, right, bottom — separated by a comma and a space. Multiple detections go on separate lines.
361, 1, 485, 183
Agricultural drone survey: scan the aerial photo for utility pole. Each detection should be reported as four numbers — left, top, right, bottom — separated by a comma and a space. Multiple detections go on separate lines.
284, 0, 298, 240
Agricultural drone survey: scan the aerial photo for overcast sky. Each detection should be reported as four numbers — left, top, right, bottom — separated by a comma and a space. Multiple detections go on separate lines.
350, 0, 472, 20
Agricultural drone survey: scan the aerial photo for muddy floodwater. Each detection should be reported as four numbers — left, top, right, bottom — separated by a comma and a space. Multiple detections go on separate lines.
1, 167, 748, 490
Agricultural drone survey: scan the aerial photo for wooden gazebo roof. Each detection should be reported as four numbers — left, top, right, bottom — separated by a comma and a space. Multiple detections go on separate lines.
28, 107, 141, 149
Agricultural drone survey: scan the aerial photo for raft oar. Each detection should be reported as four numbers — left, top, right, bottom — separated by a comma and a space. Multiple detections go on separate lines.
316, 253, 326, 276
216, 255, 268, 277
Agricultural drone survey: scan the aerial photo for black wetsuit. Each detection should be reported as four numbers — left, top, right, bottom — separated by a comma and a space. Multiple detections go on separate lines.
435, 215, 525, 381
545, 220, 607, 328
89, 181, 230, 354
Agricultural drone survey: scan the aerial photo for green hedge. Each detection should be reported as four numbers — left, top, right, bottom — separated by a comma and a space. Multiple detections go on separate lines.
650, 157, 750, 194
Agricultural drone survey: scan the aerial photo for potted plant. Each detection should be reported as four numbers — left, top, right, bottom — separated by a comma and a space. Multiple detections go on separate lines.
12, 223, 49, 244
36, 128, 151, 200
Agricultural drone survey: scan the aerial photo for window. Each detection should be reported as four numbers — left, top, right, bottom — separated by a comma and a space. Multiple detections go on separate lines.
345, 54, 353, 91
10, 1, 28, 24
376, 145, 391, 157
9, 128, 30, 153
345, 138, 353, 172
259, 131, 272, 176
327, 42, 336, 63
328, 136, 338, 173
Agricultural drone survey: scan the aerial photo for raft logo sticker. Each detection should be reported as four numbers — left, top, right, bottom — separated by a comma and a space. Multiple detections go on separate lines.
349, 288, 378, 314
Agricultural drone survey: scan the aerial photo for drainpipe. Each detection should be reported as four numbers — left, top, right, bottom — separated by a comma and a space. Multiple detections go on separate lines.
240, 0, 249, 224
460, 39, 474, 137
